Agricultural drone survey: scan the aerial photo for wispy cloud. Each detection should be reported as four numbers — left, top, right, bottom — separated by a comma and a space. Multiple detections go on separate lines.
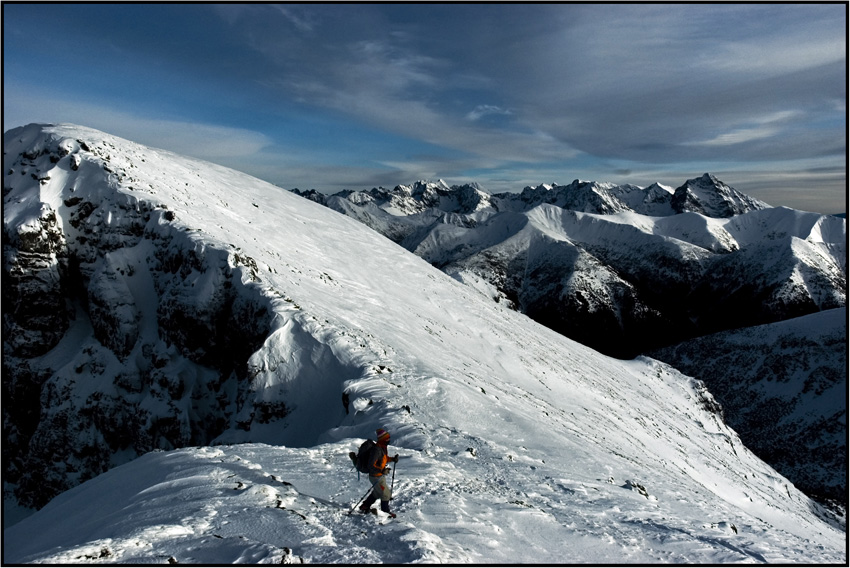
686, 111, 801, 147
690, 127, 781, 147
271, 5, 316, 33
214, 3, 845, 211
259, 30, 578, 165
704, 35, 846, 77
466, 105, 512, 122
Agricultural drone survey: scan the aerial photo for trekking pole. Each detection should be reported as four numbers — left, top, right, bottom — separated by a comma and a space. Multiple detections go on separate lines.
390, 464, 396, 497
347, 485, 374, 516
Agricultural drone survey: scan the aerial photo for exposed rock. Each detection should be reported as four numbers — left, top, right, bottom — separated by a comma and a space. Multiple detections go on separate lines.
2, 125, 276, 509
3, 205, 70, 357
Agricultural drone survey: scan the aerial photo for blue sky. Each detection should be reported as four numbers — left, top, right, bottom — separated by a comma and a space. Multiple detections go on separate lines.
3, 3, 846, 214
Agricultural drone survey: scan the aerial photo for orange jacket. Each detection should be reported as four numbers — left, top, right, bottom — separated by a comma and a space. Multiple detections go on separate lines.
368, 442, 389, 476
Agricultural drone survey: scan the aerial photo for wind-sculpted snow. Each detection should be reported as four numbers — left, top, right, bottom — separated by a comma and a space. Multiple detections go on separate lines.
2, 124, 845, 563
4, 361, 846, 564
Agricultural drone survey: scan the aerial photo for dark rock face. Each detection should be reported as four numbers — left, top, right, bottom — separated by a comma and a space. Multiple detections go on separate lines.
3, 129, 275, 509
671, 173, 769, 217
2, 206, 70, 357
512, 236, 675, 359
688, 237, 846, 334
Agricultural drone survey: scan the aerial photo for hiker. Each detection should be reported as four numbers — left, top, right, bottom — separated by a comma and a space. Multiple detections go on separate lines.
358, 428, 399, 517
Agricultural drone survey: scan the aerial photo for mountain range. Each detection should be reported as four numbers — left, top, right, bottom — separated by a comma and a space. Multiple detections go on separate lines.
292, 176, 845, 359
2, 124, 845, 563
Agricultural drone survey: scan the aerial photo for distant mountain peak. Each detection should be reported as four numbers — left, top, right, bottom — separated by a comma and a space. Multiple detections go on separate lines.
399, 179, 452, 196
672, 173, 771, 218
645, 181, 674, 193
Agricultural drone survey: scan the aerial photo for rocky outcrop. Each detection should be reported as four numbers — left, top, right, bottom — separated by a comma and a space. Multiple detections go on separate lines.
2, 204, 70, 358
512, 180, 634, 214
3, 126, 275, 509
671, 173, 771, 217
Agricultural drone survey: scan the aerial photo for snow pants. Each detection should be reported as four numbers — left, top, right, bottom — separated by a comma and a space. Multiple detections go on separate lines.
369, 474, 392, 501
362, 474, 392, 510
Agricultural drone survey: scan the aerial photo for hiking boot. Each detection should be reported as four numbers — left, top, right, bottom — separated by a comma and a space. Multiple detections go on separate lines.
359, 494, 378, 513
380, 501, 396, 518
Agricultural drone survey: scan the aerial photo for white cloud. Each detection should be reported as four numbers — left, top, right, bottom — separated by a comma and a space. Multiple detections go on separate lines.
688, 127, 780, 147
705, 36, 846, 77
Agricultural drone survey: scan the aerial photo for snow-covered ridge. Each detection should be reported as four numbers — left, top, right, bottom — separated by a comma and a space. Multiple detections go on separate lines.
2, 124, 845, 563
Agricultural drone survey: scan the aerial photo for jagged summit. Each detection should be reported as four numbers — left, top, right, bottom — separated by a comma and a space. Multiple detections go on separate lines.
295, 179, 495, 216
672, 173, 771, 217
291, 170, 841, 356
301, 173, 770, 220
514, 179, 633, 214
400, 179, 451, 196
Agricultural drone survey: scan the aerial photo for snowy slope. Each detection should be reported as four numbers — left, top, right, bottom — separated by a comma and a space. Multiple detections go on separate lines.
2, 124, 845, 563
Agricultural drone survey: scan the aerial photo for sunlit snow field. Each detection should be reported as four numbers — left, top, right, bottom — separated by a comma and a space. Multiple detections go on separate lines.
3, 124, 845, 564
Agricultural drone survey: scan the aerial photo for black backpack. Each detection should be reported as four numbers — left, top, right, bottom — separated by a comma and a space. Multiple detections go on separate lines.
350, 439, 376, 474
